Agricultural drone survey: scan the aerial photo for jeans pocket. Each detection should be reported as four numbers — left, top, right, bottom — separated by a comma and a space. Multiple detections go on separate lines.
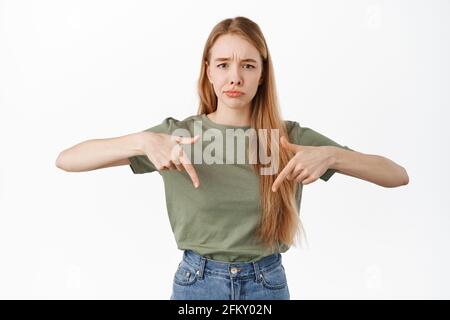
173, 260, 199, 286
260, 264, 288, 290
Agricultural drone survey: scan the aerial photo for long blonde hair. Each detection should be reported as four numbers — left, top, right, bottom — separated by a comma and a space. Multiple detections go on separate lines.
197, 16, 306, 252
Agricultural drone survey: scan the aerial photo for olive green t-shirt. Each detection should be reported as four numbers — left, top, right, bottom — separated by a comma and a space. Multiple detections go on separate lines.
128, 113, 352, 262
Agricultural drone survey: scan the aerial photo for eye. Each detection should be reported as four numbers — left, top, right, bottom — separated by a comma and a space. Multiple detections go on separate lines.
217, 63, 227, 68
216, 63, 256, 69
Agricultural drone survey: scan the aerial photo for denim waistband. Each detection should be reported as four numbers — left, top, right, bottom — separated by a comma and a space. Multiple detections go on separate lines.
181, 249, 282, 281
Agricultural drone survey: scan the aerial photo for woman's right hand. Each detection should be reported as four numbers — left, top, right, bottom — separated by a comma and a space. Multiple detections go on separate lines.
141, 132, 201, 188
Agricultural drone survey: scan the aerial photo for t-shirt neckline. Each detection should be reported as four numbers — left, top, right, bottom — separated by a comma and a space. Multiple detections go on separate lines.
200, 113, 251, 130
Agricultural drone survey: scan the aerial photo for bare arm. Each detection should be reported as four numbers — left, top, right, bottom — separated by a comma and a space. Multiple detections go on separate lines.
326, 146, 409, 188
55, 132, 145, 172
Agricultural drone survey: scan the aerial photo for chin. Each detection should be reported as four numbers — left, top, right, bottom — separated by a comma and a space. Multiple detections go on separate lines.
223, 98, 249, 107
224, 103, 248, 110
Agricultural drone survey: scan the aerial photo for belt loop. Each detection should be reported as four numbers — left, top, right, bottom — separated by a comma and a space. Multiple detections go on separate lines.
197, 256, 206, 280
252, 261, 262, 282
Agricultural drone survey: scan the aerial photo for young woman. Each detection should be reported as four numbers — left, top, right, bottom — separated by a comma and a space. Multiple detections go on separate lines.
55, 16, 409, 300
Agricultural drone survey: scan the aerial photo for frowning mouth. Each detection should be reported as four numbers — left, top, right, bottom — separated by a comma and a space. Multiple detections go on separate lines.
224, 91, 244, 97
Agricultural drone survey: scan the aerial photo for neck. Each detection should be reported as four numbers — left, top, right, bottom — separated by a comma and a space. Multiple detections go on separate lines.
208, 105, 252, 127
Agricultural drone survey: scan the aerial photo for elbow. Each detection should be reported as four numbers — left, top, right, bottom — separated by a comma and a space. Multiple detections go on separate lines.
401, 167, 409, 186
382, 166, 409, 188
55, 153, 66, 171
397, 165, 409, 186
55, 152, 72, 172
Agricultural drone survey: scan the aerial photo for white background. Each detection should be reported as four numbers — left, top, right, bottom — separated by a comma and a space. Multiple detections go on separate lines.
0, 0, 448, 299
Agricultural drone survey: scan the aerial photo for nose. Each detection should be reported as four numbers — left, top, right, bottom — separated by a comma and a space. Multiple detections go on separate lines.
229, 64, 243, 86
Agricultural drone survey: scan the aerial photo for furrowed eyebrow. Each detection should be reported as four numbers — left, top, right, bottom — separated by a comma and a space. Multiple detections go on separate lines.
214, 57, 258, 63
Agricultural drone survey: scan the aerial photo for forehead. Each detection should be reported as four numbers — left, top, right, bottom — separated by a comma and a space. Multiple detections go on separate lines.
210, 34, 260, 61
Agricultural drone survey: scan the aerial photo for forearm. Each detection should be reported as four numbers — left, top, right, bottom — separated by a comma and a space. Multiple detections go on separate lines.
55, 132, 146, 172
326, 146, 409, 188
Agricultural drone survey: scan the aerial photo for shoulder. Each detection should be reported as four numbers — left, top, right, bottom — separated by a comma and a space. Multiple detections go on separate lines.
283, 120, 352, 150
146, 114, 201, 132
282, 120, 326, 146
283, 120, 299, 134
283, 120, 302, 144
171, 114, 203, 131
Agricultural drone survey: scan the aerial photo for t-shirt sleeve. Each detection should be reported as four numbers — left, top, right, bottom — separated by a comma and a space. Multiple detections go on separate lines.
287, 121, 354, 182
128, 117, 179, 174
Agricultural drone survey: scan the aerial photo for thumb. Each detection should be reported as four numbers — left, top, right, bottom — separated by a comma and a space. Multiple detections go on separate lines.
177, 134, 200, 144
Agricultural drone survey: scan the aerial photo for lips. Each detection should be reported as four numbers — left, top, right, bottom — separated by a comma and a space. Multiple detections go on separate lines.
225, 90, 244, 97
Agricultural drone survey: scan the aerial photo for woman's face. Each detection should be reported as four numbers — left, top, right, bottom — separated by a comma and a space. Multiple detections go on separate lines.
206, 34, 263, 112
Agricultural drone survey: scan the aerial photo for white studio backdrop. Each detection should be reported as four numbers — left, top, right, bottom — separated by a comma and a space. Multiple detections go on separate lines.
0, 0, 448, 299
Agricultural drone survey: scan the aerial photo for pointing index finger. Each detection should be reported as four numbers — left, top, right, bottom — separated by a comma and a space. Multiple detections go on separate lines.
272, 159, 295, 192
180, 152, 200, 188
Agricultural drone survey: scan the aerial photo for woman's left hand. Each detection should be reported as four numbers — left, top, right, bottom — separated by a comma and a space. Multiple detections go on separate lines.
272, 136, 334, 192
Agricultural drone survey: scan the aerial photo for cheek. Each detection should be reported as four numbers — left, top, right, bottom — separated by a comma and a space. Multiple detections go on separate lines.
211, 81, 224, 93
247, 72, 261, 85
247, 76, 261, 92
210, 72, 223, 85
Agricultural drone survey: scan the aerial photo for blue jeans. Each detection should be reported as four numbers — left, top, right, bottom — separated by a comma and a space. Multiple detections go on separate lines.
170, 249, 290, 300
